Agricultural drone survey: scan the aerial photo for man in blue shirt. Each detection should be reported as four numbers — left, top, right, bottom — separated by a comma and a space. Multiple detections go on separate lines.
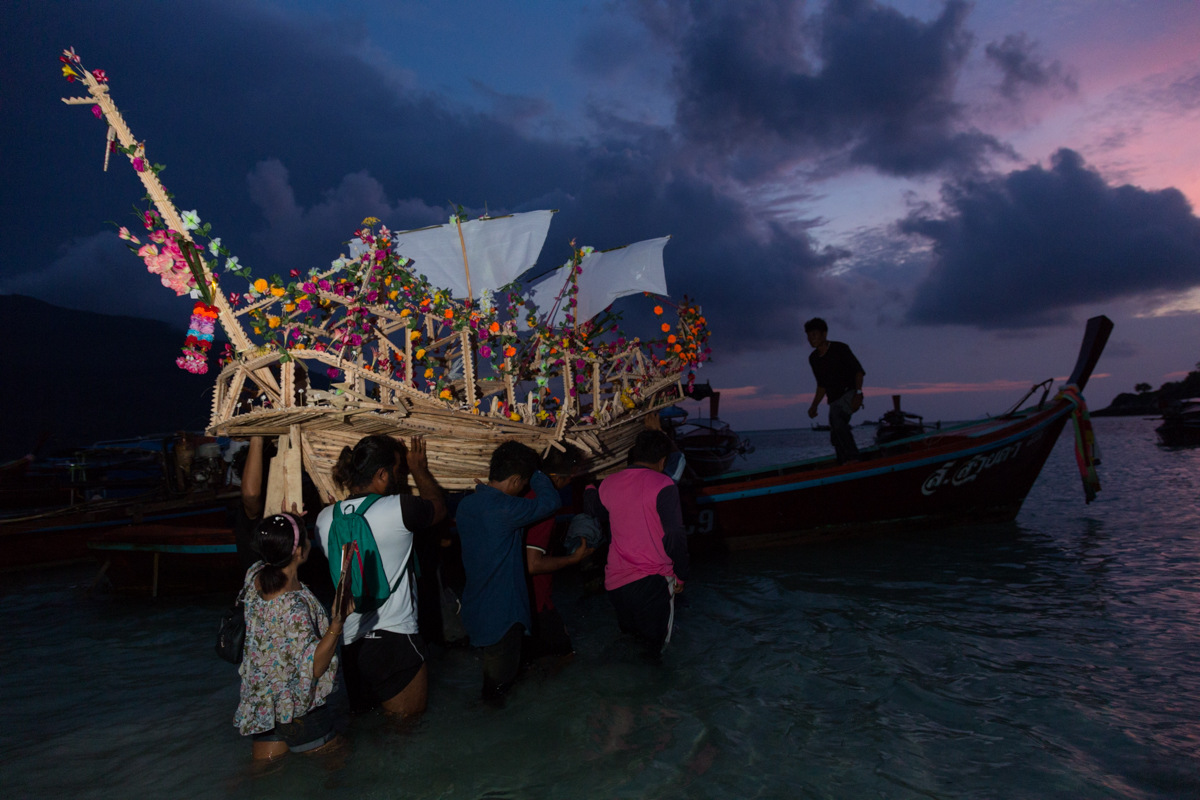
456, 441, 562, 702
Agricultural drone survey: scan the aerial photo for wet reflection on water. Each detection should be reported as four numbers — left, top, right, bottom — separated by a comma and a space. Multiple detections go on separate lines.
2, 417, 1199, 798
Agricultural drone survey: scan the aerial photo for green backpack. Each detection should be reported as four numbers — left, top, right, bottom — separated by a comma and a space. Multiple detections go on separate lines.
327, 494, 404, 616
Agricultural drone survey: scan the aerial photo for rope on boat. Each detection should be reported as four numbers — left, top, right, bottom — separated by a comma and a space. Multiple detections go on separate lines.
1055, 384, 1101, 504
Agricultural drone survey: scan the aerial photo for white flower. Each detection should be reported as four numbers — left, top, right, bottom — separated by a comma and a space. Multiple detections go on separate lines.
225, 256, 240, 271
332, 257, 348, 270
181, 209, 201, 231
208, 237, 222, 257
480, 288, 494, 313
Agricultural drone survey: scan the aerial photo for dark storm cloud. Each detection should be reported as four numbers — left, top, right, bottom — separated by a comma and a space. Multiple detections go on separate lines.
904, 149, 1200, 328
643, 0, 1009, 177
984, 33, 1077, 101
2, 0, 842, 349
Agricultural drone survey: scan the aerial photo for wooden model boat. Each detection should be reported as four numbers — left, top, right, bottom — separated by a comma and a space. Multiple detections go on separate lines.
685, 316, 1111, 547
60, 52, 711, 511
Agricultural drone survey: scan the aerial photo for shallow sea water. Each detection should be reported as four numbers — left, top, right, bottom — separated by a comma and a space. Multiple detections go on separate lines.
3, 417, 1199, 799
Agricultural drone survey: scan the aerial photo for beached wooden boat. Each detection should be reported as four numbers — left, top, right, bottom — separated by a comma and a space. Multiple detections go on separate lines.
61, 51, 709, 512
686, 316, 1111, 547
0, 489, 238, 571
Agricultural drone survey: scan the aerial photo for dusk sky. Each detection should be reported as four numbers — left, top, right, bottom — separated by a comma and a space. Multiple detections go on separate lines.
3, 0, 1200, 430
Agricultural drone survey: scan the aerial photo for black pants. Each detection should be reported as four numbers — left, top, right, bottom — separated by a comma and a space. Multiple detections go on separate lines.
608, 574, 674, 654
529, 606, 574, 659
828, 393, 860, 464
480, 623, 525, 699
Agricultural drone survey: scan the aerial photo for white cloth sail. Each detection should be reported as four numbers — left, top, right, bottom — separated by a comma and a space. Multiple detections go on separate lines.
524, 236, 670, 328
390, 210, 554, 299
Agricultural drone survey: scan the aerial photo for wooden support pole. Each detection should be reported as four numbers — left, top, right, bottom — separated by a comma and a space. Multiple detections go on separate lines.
460, 329, 477, 411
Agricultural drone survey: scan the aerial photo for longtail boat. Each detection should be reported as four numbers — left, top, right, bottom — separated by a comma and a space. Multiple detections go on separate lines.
685, 316, 1111, 547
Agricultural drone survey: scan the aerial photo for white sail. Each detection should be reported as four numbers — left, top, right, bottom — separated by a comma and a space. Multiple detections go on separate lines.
391, 210, 555, 299
524, 236, 670, 328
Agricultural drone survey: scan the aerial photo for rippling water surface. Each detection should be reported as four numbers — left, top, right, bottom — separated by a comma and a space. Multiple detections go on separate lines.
3, 417, 1199, 798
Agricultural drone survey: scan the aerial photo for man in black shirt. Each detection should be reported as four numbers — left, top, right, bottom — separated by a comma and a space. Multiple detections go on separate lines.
805, 318, 865, 464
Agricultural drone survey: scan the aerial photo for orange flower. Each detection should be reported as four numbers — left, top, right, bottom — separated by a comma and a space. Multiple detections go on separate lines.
654, 305, 663, 315
444, 308, 454, 319
489, 321, 500, 333
674, 344, 683, 353
667, 334, 677, 344
504, 345, 517, 358
660, 323, 670, 332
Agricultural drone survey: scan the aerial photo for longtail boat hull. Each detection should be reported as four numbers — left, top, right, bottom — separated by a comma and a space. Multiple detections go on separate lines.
688, 316, 1113, 548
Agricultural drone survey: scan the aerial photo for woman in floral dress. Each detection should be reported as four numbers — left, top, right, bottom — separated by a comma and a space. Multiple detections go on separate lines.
234, 512, 349, 760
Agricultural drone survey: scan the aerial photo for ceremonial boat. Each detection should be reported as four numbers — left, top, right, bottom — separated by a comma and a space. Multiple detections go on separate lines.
59, 51, 712, 514
685, 316, 1111, 547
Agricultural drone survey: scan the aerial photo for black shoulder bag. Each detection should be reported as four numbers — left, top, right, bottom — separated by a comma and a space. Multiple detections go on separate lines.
216, 591, 247, 664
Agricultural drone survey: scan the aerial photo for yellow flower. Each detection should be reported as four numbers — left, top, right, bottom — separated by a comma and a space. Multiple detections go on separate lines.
510, 411, 521, 421
294, 343, 306, 350
270, 286, 286, 297
267, 316, 281, 328
424, 368, 434, 378
362, 216, 380, 226
384, 276, 392, 285
411, 331, 421, 341
388, 290, 398, 300
439, 389, 452, 400
400, 309, 411, 317
253, 278, 268, 293
416, 349, 426, 359
283, 303, 296, 312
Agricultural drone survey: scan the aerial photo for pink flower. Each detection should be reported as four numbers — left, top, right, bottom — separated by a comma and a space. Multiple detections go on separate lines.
91, 106, 102, 119
132, 157, 146, 172
297, 299, 312, 312
318, 279, 331, 291
143, 210, 157, 229
480, 345, 492, 358
117, 227, 139, 243
137, 243, 159, 259
327, 368, 341, 378
289, 269, 300, 278
302, 282, 317, 293
91, 68, 108, 84
365, 290, 379, 303
148, 229, 167, 244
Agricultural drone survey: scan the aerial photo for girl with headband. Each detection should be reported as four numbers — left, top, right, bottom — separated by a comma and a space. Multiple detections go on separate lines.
233, 512, 351, 760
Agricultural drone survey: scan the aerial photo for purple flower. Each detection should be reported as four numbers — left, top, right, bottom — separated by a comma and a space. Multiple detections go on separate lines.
574, 359, 585, 371
297, 299, 312, 312
302, 282, 317, 293
132, 156, 145, 172
327, 368, 341, 378
480, 345, 492, 358
318, 279, 331, 291
366, 290, 379, 303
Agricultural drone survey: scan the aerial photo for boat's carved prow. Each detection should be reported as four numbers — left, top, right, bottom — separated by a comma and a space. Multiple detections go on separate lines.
1067, 315, 1114, 391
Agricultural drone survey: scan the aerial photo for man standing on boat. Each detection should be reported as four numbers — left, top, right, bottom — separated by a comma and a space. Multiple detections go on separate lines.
805, 318, 866, 464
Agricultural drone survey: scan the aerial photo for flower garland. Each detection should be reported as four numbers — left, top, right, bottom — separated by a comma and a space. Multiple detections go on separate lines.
177, 301, 219, 374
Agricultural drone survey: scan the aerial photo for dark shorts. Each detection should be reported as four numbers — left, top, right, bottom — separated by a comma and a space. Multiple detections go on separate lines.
251, 702, 334, 752
608, 574, 675, 655
342, 630, 429, 712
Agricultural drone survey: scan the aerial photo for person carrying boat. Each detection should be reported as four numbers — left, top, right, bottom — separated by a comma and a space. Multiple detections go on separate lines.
234, 512, 351, 760
314, 435, 447, 716
804, 318, 866, 464
523, 445, 594, 660
455, 441, 562, 703
589, 429, 690, 658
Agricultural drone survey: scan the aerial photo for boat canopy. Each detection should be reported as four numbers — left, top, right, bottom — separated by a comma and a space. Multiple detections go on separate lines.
524, 236, 670, 328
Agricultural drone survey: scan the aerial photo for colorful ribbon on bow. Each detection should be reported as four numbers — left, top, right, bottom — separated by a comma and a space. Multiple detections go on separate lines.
1055, 384, 1101, 504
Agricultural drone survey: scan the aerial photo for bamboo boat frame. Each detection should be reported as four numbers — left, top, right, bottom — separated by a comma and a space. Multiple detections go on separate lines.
62, 56, 701, 505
